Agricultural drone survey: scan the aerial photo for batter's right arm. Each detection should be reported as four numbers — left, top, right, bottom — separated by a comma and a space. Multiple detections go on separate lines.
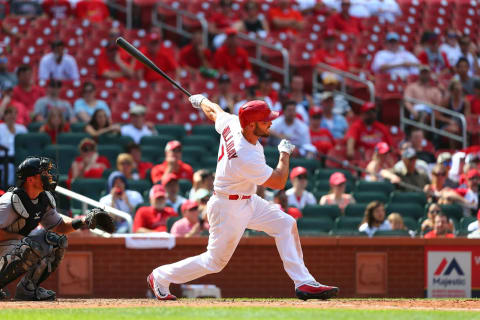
189, 94, 225, 122
262, 140, 295, 190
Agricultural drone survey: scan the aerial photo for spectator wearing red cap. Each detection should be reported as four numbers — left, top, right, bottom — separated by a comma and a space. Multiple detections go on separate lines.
285, 167, 316, 209
319, 172, 355, 214
268, 0, 304, 35
365, 142, 401, 183
213, 28, 251, 72
137, 33, 179, 82
273, 189, 302, 220
179, 31, 212, 73
424, 212, 455, 239
170, 200, 209, 237
133, 184, 178, 233
120, 105, 156, 144
97, 28, 135, 82
318, 91, 349, 139
467, 209, 480, 238
312, 30, 349, 72
309, 106, 335, 154
68, 138, 110, 184
346, 102, 392, 159
11, 64, 45, 119
326, 0, 363, 36
439, 168, 479, 217
151, 140, 194, 184
162, 173, 187, 213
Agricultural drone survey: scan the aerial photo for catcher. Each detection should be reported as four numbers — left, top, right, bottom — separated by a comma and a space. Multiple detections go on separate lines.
0, 157, 114, 301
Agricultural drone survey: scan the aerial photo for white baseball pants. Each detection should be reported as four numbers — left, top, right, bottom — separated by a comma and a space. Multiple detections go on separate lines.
153, 194, 316, 288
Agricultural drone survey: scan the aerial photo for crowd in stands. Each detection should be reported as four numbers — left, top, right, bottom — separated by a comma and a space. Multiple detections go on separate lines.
1, 0, 480, 238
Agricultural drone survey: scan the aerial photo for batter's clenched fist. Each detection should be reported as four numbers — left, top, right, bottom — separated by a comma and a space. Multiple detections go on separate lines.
189, 94, 207, 109
278, 139, 295, 155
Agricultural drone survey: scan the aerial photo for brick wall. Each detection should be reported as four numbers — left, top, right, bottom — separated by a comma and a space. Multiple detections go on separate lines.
6, 237, 480, 298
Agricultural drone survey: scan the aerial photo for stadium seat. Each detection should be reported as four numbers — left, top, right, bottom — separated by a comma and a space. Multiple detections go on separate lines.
27, 122, 43, 132
71, 178, 106, 209
71, 122, 87, 133
127, 179, 152, 195
355, 180, 394, 196
182, 146, 206, 164
289, 158, 321, 174
57, 132, 90, 146
15, 133, 51, 165
98, 134, 134, 148
302, 205, 341, 220
155, 124, 186, 140
353, 192, 389, 204
439, 204, 464, 221
329, 229, 367, 236
97, 145, 122, 166
314, 180, 354, 193
245, 229, 269, 237
402, 216, 419, 233
386, 203, 424, 220
140, 135, 175, 150
297, 217, 333, 233
390, 191, 427, 207
459, 216, 477, 233
43, 145, 79, 175
201, 156, 219, 172
178, 179, 193, 197
314, 168, 355, 182
192, 124, 217, 137
141, 146, 163, 163
182, 135, 218, 151
374, 230, 410, 237
167, 216, 182, 232
344, 203, 368, 217
334, 216, 363, 230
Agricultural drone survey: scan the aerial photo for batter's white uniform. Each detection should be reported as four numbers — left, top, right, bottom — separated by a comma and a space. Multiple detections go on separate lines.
152, 112, 316, 288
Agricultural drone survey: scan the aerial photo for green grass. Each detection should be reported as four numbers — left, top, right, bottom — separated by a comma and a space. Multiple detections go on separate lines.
1, 307, 479, 320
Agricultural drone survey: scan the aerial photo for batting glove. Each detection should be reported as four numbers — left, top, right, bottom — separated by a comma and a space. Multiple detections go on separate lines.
278, 139, 295, 155
189, 94, 207, 109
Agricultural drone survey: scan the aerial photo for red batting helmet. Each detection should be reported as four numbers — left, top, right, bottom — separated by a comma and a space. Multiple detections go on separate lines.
238, 100, 279, 128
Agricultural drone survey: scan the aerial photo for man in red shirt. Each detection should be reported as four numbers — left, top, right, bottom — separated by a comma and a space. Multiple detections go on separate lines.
213, 28, 251, 72
75, 0, 110, 23
268, 0, 304, 35
309, 106, 335, 154
151, 140, 194, 184
11, 64, 44, 119
346, 102, 392, 158
42, 0, 72, 19
133, 184, 178, 233
327, 0, 363, 36
137, 33, 178, 82
97, 29, 135, 82
424, 212, 455, 238
312, 30, 349, 71
126, 142, 153, 180
179, 31, 212, 72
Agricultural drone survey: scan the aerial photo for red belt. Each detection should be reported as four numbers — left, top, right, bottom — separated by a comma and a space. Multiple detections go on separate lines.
214, 191, 251, 200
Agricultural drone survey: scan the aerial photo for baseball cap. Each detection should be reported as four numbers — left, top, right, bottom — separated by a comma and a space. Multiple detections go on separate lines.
309, 106, 323, 117
162, 173, 179, 186
329, 172, 346, 186
437, 152, 452, 165
290, 166, 308, 180
361, 102, 376, 113
238, 100, 279, 128
225, 27, 238, 36
467, 168, 480, 180
320, 91, 334, 101
322, 73, 339, 85
181, 199, 199, 212
165, 140, 182, 152
375, 142, 390, 155
149, 184, 166, 199
402, 147, 417, 159
129, 104, 146, 115
386, 32, 399, 42
79, 138, 96, 152
194, 188, 210, 201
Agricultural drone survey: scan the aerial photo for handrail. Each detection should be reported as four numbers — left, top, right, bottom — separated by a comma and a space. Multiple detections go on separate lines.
107, 0, 132, 29
313, 63, 375, 105
55, 186, 133, 233
401, 97, 467, 149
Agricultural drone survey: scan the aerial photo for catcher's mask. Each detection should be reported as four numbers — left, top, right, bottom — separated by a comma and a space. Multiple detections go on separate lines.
16, 157, 58, 192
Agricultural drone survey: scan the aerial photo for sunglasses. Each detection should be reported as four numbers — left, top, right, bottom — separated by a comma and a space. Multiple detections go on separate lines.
429, 210, 441, 214
296, 175, 308, 180
119, 161, 132, 166
81, 146, 95, 152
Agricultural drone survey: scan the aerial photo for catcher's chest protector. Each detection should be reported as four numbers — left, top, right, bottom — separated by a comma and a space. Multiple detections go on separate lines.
11, 188, 51, 236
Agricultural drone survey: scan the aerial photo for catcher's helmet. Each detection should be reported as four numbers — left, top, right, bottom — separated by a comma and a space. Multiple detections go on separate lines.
238, 100, 279, 128
16, 157, 58, 192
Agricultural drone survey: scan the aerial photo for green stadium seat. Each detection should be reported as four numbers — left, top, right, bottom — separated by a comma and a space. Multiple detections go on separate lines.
140, 135, 175, 150
344, 203, 367, 217
127, 179, 152, 195
302, 205, 340, 220
459, 216, 476, 232
141, 146, 163, 163
439, 204, 464, 221
70, 122, 87, 133
27, 122, 44, 132
312, 190, 328, 201
245, 229, 269, 237
101, 168, 115, 179
182, 146, 205, 163
15, 133, 51, 165
201, 156, 218, 171
71, 178, 106, 209
182, 135, 217, 152
297, 217, 333, 233
402, 216, 419, 232
264, 146, 279, 161
56, 174, 70, 212
334, 216, 363, 230
374, 230, 410, 237
192, 124, 217, 137
289, 158, 320, 174
97, 134, 133, 148
390, 191, 427, 207
57, 132, 90, 146
353, 191, 388, 204
314, 180, 354, 193
328, 229, 368, 236
97, 145, 123, 166
155, 124, 186, 140
43, 145, 78, 175
355, 180, 394, 196
314, 168, 355, 181
386, 203, 424, 219
178, 179, 193, 197
299, 230, 330, 236
167, 216, 182, 232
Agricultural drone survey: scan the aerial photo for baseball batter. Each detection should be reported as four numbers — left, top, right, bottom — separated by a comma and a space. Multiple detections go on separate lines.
147, 95, 338, 300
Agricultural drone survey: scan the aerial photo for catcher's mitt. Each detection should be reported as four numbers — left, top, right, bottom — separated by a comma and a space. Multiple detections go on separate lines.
85, 208, 115, 233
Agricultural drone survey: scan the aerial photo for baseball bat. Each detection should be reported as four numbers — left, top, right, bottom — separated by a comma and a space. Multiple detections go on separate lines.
115, 37, 192, 97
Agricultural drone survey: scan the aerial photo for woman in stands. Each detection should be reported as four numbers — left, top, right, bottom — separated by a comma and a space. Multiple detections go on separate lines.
68, 138, 110, 183
358, 201, 392, 237
421, 203, 454, 236
365, 142, 401, 183
74, 81, 111, 122
319, 172, 355, 214
116, 153, 139, 180
39, 108, 70, 144
236, 0, 269, 38
423, 164, 450, 203
85, 109, 120, 139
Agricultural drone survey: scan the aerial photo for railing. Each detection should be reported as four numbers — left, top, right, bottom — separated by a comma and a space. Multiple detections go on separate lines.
107, 0, 133, 29
313, 63, 375, 105
401, 97, 467, 149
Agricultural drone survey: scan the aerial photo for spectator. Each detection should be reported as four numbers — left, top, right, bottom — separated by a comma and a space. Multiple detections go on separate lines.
171, 200, 209, 237
189, 169, 214, 200
318, 92, 349, 139
100, 171, 143, 233
312, 30, 349, 71
371, 32, 420, 78
0, 54, 17, 90
213, 28, 251, 72
273, 189, 302, 220
133, 184, 177, 233
192, 188, 211, 223
319, 172, 355, 214
417, 32, 450, 74
455, 58, 476, 95
38, 40, 79, 81
74, 81, 111, 122
162, 173, 187, 213
321, 73, 352, 117
268, 0, 304, 35
233, 81, 257, 114
467, 209, 480, 235
387, 213, 406, 231
85, 109, 121, 139
270, 101, 316, 158
288, 75, 312, 122
237, 0, 269, 38
10, 0, 42, 17
11, 64, 45, 117
125, 142, 153, 180
75, 0, 110, 23
33, 79, 76, 123
285, 166, 316, 210
393, 141, 429, 177
151, 140, 194, 184
256, 185, 274, 202
358, 201, 391, 237
0, 104, 27, 186
39, 108, 70, 144
116, 153, 138, 180
458, 35, 478, 77
138, 32, 178, 81
439, 168, 479, 217
424, 212, 455, 238
365, 142, 401, 183
256, 73, 280, 111
422, 203, 445, 235
120, 104, 155, 144
439, 29, 461, 68
327, 0, 363, 36
449, 151, 466, 185
393, 147, 430, 191
97, 28, 135, 82
437, 152, 457, 188
208, 0, 240, 39
349, 48, 375, 82
0, 84, 28, 125
470, 79, 480, 115
424, 164, 450, 203
403, 66, 443, 121
309, 106, 335, 155
42, 0, 72, 19
212, 74, 237, 113
407, 128, 435, 164
179, 31, 212, 73
68, 138, 110, 182
346, 102, 392, 159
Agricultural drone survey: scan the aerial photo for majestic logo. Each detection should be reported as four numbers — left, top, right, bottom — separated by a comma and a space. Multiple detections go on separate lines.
434, 258, 464, 276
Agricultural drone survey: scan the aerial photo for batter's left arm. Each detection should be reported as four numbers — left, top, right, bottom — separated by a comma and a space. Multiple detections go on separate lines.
188, 94, 225, 122
262, 152, 290, 190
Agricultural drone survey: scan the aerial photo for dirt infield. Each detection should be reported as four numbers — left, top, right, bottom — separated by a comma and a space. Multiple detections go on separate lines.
1, 298, 480, 311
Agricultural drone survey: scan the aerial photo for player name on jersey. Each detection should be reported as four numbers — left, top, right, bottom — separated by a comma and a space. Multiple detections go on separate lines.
221, 126, 238, 160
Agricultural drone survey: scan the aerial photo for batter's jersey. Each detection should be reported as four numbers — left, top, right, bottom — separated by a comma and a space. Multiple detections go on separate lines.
214, 112, 273, 195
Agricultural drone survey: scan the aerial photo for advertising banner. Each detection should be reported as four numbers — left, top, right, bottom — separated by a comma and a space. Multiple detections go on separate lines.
427, 251, 471, 298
